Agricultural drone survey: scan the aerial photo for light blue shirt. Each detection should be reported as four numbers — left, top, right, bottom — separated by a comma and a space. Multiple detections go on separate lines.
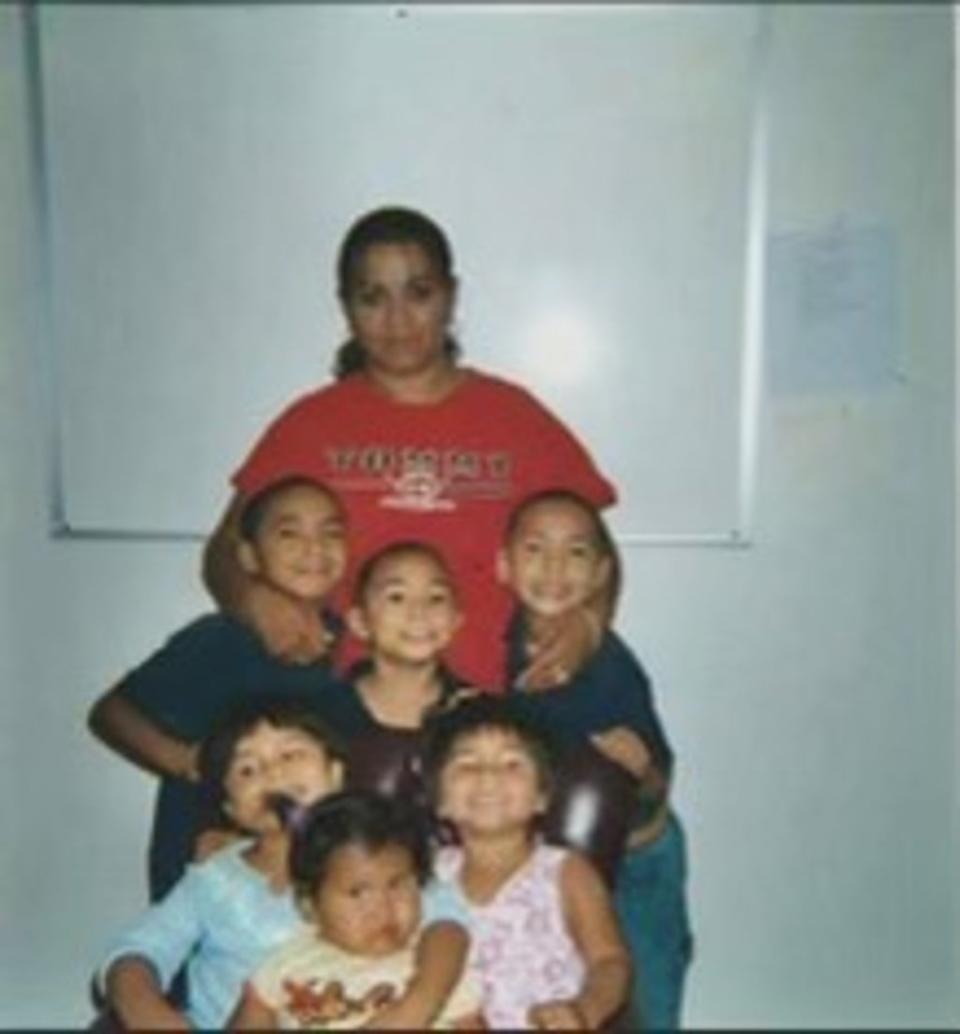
99, 841, 301, 1029
98, 840, 470, 1029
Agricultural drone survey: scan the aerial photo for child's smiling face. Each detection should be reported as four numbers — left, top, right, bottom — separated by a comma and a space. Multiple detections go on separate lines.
223, 721, 343, 835
310, 842, 422, 957
498, 498, 611, 618
349, 549, 462, 666
437, 725, 547, 839
239, 483, 348, 603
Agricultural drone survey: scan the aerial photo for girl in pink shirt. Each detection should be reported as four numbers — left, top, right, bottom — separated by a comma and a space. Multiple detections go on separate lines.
422, 696, 630, 1030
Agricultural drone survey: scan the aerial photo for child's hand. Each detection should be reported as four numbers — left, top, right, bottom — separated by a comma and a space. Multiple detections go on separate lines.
516, 608, 601, 691
358, 992, 437, 1030
193, 826, 240, 862
241, 581, 333, 664
450, 1009, 488, 1029
528, 998, 590, 1030
589, 726, 651, 780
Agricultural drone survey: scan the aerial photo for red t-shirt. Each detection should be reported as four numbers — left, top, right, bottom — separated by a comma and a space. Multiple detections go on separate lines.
232, 369, 616, 688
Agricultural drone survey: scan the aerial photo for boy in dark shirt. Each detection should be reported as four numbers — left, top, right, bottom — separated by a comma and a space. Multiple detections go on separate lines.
498, 489, 693, 1032
88, 476, 348, 901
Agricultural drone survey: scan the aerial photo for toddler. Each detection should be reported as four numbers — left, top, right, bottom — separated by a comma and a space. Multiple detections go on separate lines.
88, 476, 348, 901
422, 695, 630, 1030
498, 489, 693, 1031
230, 790, 482, 1029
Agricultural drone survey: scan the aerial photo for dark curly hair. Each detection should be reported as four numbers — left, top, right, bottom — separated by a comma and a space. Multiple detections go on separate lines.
288, 790, 432, 911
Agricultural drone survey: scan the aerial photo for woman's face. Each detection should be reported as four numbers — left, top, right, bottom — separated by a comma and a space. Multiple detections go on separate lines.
343, 242, 455, 381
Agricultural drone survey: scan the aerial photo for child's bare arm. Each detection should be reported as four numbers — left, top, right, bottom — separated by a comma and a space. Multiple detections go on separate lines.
528, 853, 630, 1030
88, 685, 198, 782
105, 956, 190, 1031
228, 981, 280, 1030
589, 725, 652, 780
361, 920, 470, 1030
590, 725, 671, 832
203, 493, 331, 664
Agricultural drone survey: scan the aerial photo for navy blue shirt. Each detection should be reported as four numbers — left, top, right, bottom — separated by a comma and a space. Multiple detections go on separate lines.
504, 613, 674, 778
120, 612, 343, 901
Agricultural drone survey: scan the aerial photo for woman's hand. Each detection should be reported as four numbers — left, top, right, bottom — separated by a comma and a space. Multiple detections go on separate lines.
240, 581, 333, 665
516, 608, 602, 691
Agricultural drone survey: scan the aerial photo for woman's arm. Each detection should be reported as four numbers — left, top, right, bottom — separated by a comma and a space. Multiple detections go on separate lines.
516, 542, 619, 691
202, 493, 253, 615
528, 853, 631, 1030
202, 493, 331, 664
88, 684, 198, 782
228, 982, 280, 1030
104, 956, 189, 1031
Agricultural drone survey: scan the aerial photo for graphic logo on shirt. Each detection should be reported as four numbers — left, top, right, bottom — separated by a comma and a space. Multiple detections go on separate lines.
326, 444, 514, 509
381, 468, 455, 512
282, 977, 396, 1026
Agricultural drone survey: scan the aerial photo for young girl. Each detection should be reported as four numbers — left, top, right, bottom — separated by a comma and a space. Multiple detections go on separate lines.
98, 696, 468, 1030
422, 695, 631, 1030
320, 540, 468, 739
230, 791, 483, 1029
498, 489, 693, 1031
88, 476, 349, 902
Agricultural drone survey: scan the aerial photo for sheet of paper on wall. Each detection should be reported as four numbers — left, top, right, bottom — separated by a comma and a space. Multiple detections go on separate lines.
765, 220, 900, 395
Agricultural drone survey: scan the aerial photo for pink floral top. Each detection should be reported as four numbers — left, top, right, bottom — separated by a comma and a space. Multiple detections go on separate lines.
434, 842, 585, 1029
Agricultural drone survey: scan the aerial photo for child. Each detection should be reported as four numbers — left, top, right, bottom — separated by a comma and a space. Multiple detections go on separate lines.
322, 540, 468, 740
88, 475, 349, 901
230, 790, 483, 1029
98, 696, 470, 1030
421, 695, 631, 1030
498, 489, 693, 1031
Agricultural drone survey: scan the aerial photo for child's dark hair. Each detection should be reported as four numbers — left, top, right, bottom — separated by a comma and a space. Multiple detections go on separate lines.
353, 539, 457, 605
333, 206, 461, 378
505, 489, 615, 556
238, 476, 342, 543
197, 693, 346, 825
420, 695, 559, 812
289, 790, 432, 908
505, 489, 622, 608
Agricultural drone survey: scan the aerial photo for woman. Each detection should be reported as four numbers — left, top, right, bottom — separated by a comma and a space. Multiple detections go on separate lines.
203, 206, 616, 689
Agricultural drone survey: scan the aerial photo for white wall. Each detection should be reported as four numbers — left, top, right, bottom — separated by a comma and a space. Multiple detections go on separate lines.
1, 4, 955, 1027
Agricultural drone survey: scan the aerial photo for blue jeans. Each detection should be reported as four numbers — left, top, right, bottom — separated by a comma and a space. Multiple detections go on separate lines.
613, 812, 694, 1031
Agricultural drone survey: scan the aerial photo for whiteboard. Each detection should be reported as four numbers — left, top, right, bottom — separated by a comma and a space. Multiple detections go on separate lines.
34, 3, 762, 541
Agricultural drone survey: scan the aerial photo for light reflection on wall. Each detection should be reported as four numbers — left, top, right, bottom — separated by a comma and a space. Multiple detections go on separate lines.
514, 305, 606, 390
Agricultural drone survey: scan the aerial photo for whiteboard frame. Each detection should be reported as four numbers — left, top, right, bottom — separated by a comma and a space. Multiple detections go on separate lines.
21, 2, 771, 549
